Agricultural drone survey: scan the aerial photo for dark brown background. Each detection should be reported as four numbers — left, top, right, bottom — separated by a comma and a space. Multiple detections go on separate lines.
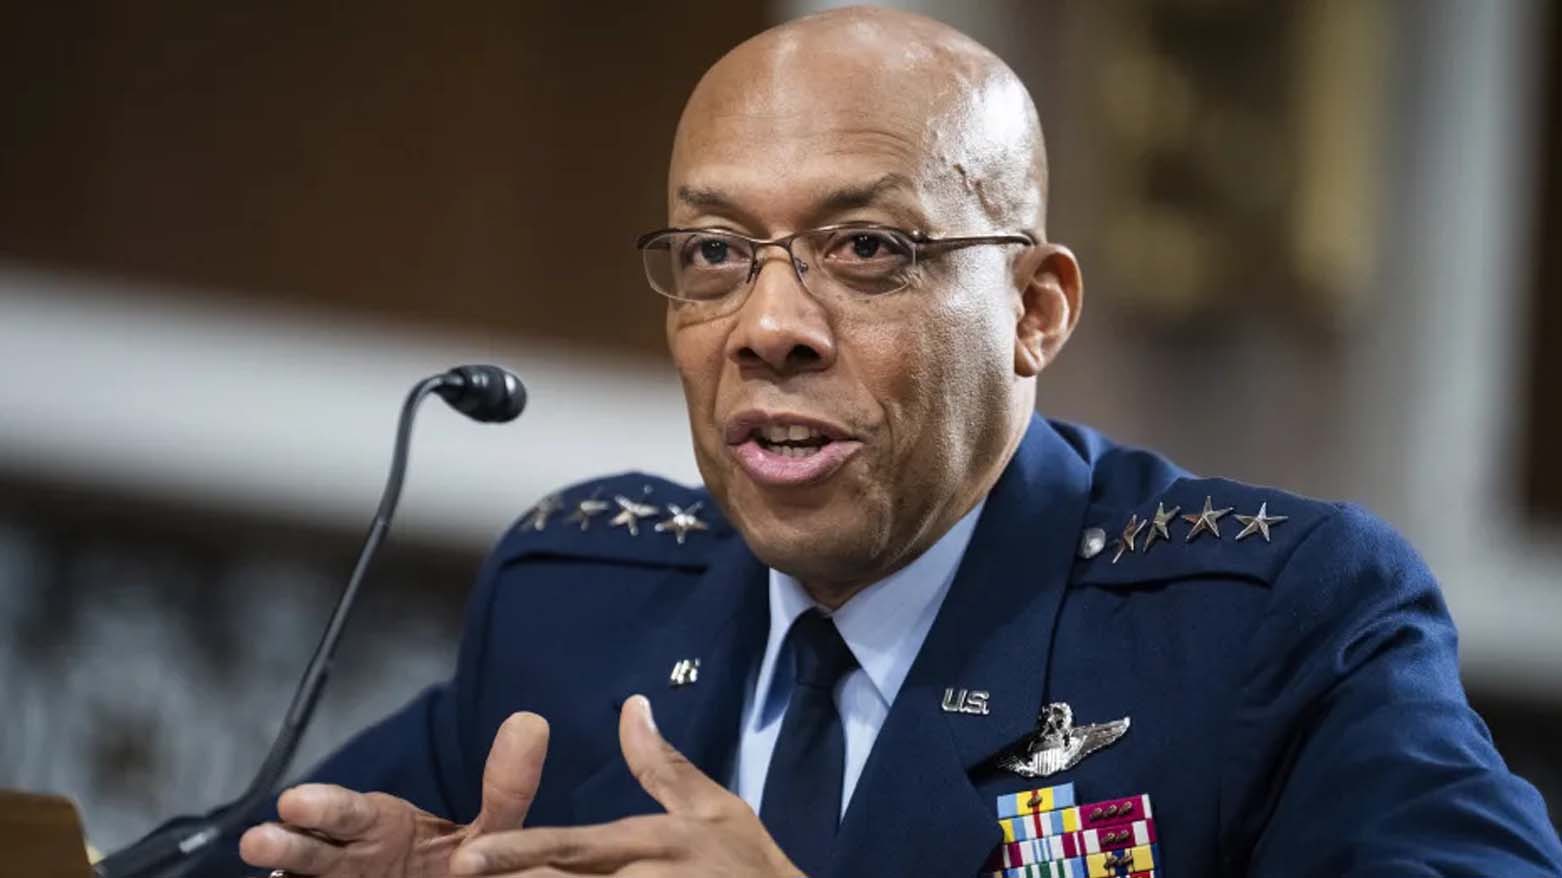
0, 2, 769, 355
1526, 4, 1562, 519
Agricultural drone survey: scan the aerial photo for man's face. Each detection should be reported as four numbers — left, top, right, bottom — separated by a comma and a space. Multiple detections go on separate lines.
663, 35, 1043, 591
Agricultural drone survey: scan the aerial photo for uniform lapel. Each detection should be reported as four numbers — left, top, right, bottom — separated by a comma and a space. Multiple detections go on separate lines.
571, 537, 769, 825
830, 417, 1093, 877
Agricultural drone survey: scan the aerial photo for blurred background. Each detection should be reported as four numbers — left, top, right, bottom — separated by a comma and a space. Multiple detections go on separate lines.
2, 0, 1559, 850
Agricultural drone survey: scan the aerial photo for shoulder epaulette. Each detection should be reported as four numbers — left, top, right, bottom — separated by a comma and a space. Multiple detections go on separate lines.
1071, 477, 1340, 588
492, 471, 734, 569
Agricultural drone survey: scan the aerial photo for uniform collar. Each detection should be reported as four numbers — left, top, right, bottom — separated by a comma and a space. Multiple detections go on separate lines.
754, 499, 986, 716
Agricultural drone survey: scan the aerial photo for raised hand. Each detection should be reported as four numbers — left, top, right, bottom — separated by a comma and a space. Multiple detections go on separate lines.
238, 711, 549, 878
448, 695, 801, 877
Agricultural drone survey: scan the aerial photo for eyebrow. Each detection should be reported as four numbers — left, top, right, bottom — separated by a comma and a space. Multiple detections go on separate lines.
675, 172, 917, 217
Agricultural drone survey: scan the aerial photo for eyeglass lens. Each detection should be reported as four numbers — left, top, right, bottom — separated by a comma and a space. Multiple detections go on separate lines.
641, 228, 916, 303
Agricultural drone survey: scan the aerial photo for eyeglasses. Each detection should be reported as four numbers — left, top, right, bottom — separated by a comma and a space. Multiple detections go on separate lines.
635, 223, 1034, 311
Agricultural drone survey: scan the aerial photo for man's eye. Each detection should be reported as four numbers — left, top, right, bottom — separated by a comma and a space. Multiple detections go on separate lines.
825, 230, 908, 264
681, 235, 749, 268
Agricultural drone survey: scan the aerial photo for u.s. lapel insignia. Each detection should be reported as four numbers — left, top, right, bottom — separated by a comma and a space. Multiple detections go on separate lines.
668, 657, 700, 687
941, 687, 991, 715
997, 702, 1131, 779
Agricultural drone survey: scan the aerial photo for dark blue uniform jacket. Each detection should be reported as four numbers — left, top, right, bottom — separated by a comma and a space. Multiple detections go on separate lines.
209, 417, 1562, 876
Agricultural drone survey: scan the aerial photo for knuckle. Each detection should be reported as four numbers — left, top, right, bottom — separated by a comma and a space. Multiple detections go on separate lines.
552, 837, 590, 865
362, 791, 399, 813
694, 797, 735, 822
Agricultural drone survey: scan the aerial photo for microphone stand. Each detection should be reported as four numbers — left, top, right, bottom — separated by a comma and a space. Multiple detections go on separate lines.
95, 372, 456, 878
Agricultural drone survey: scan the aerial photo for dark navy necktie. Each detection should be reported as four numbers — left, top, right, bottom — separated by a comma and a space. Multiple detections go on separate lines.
759, 609, 859, 877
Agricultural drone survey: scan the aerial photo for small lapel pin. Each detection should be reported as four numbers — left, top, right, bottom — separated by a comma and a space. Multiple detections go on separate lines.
941, 687, 991, 716
997, 702, 1131, 779
668, 658, 700, 687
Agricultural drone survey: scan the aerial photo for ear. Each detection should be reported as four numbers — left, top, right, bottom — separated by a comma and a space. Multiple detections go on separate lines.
1014, 243, 1083, 378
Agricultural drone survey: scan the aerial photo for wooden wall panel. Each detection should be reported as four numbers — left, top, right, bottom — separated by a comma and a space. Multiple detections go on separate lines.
1525, 5, 1561, 520
0, 2, 768, 354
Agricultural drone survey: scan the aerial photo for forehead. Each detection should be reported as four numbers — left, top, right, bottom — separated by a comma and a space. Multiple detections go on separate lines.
668, 44, 976, 229
672, 119, 928, 225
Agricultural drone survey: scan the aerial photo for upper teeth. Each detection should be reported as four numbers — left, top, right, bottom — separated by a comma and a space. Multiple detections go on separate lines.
761, 423, 821, 443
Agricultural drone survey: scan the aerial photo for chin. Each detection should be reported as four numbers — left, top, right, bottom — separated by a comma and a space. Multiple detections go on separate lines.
726, 488, 886, 583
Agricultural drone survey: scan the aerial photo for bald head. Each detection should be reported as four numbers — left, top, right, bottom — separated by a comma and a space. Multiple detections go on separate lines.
671, 5, 1049, 239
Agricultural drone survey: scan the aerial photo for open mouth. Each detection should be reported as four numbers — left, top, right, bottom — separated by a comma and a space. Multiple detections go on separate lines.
725, 413, 863, 487
751, 423, 833, 458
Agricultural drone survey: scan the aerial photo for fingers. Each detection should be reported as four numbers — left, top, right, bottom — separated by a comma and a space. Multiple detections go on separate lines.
471, 711, 551, 835
449, 815, 677, 875
239, 821, 343, 874
619, 694, 728, 816
275, 783, 381, 840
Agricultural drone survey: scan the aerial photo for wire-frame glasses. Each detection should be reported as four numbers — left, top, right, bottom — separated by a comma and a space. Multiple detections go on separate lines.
636, 224, 1034, 312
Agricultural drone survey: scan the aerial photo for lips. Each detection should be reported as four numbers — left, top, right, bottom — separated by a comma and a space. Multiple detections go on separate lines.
724, 411, 863, 488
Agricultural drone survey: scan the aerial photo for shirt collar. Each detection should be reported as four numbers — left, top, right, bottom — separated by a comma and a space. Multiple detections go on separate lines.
753, 499, 985, 714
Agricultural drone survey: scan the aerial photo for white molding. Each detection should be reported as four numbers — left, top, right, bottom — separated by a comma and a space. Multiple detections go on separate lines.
0, 265, 700, 550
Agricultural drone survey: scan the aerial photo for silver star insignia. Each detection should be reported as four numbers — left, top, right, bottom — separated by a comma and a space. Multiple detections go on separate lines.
1234, 501, 1288, 542
522, 493, 562, 531
563, 492, 611, 531
1142, 502, 1180, 552
1181, 495, 1233, 542
997, 702, 1132, 779
609, 495, 659, 536
1111, 513, 1148, 564
654, 502, 710, 544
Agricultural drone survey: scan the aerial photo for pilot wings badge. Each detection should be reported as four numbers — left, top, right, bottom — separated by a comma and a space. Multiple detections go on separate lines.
997, 702, 1131, 779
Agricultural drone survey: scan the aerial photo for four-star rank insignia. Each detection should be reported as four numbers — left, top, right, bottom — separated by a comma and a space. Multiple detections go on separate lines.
998, 702, 1131, 780
1093, 493, 1287, 559
1089, 494, 1288, 565
523, 481, 718, 546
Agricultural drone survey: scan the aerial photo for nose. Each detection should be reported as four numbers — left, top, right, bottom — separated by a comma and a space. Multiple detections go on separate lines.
725, 250, 837, 376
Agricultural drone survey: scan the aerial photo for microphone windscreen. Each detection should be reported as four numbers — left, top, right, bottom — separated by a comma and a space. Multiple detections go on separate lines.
435, 365, 527, 423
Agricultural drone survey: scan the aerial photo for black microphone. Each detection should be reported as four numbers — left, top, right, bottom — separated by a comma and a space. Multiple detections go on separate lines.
436, 364, 527, 423
94, 365, 527, 878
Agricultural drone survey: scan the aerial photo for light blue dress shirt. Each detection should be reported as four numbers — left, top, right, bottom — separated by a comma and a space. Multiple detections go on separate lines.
730, 500, 985, 819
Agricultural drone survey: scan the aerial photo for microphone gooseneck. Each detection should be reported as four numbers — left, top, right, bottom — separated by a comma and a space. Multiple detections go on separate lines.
95, 365, 526, 878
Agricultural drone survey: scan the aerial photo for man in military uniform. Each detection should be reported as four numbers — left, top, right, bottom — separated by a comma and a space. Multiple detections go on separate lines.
236, 7, 1562, 877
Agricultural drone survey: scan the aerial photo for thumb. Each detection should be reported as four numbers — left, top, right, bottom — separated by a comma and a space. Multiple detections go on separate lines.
470, 711, 549, 834
620, 694, 726, 815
